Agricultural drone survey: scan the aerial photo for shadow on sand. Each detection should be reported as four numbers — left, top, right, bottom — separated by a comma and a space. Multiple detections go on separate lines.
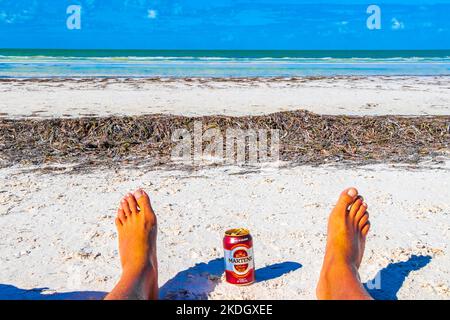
0, 284, 106, 300
364, 254, 432, 300
0, 259, 301, 300
159, 258, 302, 299
0, 255, 430, 300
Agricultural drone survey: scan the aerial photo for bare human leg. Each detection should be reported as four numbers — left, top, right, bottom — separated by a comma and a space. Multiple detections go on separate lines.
105, 189, 158, 300
316, 188, 372, 300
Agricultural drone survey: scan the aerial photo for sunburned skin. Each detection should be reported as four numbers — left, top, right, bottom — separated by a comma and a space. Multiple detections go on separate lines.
104, 189, 158, 300
316, 187, 373, 300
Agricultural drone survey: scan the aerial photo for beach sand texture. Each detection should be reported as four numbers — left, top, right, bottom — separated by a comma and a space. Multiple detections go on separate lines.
0, 77, 449, 300
0, 76, 449, 118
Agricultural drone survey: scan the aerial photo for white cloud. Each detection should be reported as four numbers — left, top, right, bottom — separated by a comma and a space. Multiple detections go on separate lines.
147, 9, 157, 19
391, 18, 405, 30
0, 11, 17, 24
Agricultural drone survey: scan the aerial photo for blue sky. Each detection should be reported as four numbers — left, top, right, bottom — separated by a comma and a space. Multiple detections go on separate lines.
0, 0, 449, 50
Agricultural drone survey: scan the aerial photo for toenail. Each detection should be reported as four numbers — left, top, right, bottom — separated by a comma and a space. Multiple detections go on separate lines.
347, 188, 357, 197
134, 189, 143, 199
363, 202, 368, 207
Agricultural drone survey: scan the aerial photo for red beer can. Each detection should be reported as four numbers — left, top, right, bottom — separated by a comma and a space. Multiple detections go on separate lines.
223, 228, 255, 285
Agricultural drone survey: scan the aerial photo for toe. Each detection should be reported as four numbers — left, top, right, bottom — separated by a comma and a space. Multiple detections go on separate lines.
335, 187, 358, 212
117, 207, 126, 224
355, 202, 368, 225
349, 197, 363, 219
361, 222, 371, 237
358, 212, 369, 230
134, 188, 156, 224
115, 217, 122, 227
121, 198, 131, 217
125, 193, 139, 215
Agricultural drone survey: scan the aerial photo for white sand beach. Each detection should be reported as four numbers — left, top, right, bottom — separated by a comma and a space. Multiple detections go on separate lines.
0, 76, 449, 118
0, 76, 449, 300
0, 164, 449, 300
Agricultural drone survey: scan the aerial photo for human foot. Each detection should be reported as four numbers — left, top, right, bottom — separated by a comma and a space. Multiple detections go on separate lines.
105, 189, 158, 300
316, 188, 372, 300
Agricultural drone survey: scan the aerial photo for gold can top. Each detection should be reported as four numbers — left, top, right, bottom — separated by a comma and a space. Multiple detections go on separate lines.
224, 228, 250, 237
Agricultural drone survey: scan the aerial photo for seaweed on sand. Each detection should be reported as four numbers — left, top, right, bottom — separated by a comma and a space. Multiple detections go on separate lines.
0, 110, 448, 169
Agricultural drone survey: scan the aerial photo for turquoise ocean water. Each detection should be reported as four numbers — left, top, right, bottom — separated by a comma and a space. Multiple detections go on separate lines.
0, 50, 449, 78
